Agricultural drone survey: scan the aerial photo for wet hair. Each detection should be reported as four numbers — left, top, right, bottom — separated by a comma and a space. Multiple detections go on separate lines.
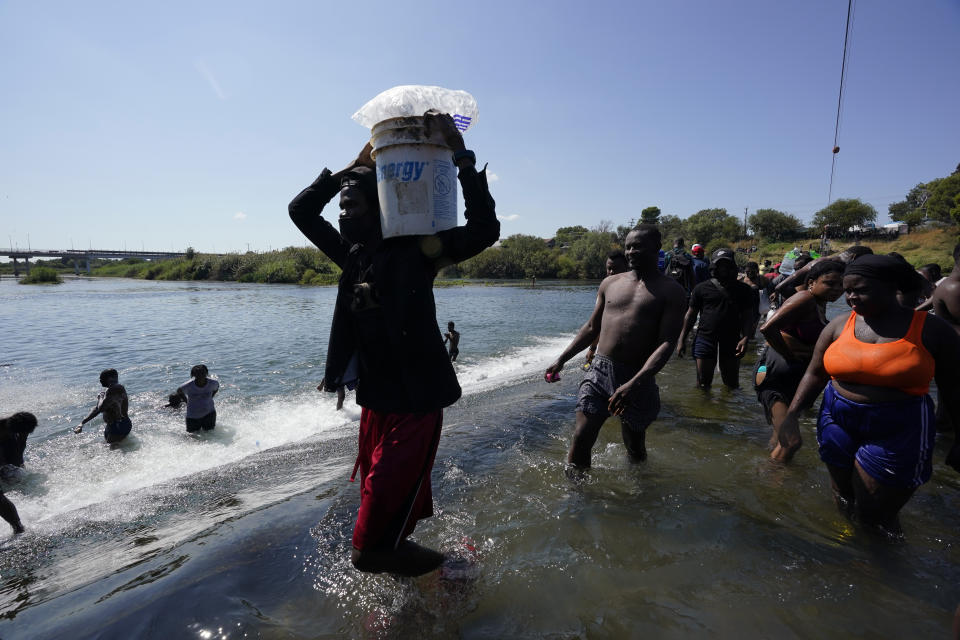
99, 369, 118, 386
191, 364, 209, 379
805, 259, 844, 284
838, 245, 873, 263
448, 321, 455, 328
607, 250, 626, 262
168, 394, 183, 406
630, 225, 662, 246
3, 412, 37, 435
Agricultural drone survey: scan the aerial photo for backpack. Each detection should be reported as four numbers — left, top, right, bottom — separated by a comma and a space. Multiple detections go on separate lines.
668, 252, 693, 289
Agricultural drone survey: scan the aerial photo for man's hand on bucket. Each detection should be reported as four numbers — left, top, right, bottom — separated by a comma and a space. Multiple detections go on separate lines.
344, 142, 374, 172
422, 110, 466, 153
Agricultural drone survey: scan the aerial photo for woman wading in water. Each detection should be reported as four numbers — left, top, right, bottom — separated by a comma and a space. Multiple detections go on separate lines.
780, 255, 960, 536
756, 260, 844, 461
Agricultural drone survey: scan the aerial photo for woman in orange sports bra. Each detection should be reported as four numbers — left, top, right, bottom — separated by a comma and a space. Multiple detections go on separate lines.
779, 255, 960, 537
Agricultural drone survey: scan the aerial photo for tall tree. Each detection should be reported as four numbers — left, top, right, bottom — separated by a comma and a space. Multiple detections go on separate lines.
568, 231, 618, 279
888, 183, 930, 228
640, 206, 661, 225
658, 215, 684, 243
748, 208, 804, 240
812, 199, 877, 234
554, 225, 588, 246
682, 208, 740, 246
924, 174, 960, 225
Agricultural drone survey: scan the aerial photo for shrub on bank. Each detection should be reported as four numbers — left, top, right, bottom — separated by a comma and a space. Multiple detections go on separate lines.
20, 266, 62, 284
90, 248, 343, 285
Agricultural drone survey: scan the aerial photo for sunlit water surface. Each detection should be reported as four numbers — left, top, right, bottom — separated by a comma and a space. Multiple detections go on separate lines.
0, 277, 957, 639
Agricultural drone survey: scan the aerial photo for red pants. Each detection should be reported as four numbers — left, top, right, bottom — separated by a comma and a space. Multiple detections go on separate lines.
351, 409, 442, 551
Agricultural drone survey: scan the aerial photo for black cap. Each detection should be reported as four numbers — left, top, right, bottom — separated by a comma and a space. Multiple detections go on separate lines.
712, 248, 736, 264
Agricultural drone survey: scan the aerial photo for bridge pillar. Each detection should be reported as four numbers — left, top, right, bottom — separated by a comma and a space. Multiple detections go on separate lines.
24, 258, 30, 275
85, 258, 91, 274
12, 258, 17, 277
73, 259, 80, 275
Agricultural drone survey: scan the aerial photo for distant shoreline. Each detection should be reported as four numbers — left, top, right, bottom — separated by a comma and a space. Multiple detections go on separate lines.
3, 227, 956, 285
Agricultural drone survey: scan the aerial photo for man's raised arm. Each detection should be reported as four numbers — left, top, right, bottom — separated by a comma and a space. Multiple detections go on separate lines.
288, 169, 351, 268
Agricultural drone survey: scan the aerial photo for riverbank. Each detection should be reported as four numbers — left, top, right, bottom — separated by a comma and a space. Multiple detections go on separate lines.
3, 227, 957, 285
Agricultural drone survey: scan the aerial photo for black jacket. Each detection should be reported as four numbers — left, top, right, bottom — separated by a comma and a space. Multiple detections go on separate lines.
288, 163, 499, 412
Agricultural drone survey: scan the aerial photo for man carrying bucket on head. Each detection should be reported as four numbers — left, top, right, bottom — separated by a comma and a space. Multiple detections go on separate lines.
289, 108, 498, 577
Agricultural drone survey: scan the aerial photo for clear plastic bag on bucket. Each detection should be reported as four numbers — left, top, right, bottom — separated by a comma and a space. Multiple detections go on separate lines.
352, 85, 478, 132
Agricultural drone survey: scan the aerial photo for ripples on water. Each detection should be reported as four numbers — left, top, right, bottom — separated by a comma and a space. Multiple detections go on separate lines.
0, 278, 958, 639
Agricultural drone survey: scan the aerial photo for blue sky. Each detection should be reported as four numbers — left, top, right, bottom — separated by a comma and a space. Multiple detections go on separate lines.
2, 0, 958, 253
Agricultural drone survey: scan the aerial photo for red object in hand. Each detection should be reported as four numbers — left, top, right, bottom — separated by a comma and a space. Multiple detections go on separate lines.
544, 372, 561, 383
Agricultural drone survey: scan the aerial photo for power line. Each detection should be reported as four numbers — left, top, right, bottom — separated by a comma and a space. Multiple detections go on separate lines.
828, 0, 856, 205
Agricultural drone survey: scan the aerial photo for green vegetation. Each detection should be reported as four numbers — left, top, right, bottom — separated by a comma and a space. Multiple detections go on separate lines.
748, 209, 804, 240
9, 169, 958, 286
89, 247, 342, 284
811, 198, 877, 234
887, 163, 960, 228
19, 266, 62, 284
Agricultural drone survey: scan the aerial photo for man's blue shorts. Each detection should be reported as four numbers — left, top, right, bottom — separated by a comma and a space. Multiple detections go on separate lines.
692, 333, 738, 360
817, 382, 936, 489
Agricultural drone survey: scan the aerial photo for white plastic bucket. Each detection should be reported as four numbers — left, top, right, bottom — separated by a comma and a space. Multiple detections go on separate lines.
370, 117, 457, 239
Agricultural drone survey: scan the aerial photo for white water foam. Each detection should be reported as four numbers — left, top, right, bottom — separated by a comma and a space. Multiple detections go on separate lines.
456, 335, 576, 396
3, 334, 576, 532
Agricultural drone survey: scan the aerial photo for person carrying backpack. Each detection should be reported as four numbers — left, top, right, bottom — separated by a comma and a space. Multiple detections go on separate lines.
663, 237, 696, 293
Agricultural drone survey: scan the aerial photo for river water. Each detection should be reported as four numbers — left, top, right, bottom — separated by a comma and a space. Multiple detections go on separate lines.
0, 277, 957, 639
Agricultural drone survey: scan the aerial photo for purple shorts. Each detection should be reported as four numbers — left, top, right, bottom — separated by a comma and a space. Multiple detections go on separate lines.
817, 382, 936, 488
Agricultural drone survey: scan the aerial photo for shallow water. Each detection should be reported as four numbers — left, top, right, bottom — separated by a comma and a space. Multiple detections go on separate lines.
0, 277, 957, 639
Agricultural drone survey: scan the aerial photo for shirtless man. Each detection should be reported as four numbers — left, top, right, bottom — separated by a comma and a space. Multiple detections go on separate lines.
443, 321, 461, 362
545, 225, 687, 468
929, 244, 960, 334
929, 245, 960, 431
585, 251, 629, 365
74, 369, 131, 443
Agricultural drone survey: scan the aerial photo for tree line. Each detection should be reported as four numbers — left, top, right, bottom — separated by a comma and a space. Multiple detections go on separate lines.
13, 163, 956, 284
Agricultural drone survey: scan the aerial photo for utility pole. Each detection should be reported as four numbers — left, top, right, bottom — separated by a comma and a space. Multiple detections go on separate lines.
743, 207, 748, 239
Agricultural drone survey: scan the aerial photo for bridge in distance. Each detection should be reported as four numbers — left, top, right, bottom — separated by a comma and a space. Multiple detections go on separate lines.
0, 248, 188, 275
